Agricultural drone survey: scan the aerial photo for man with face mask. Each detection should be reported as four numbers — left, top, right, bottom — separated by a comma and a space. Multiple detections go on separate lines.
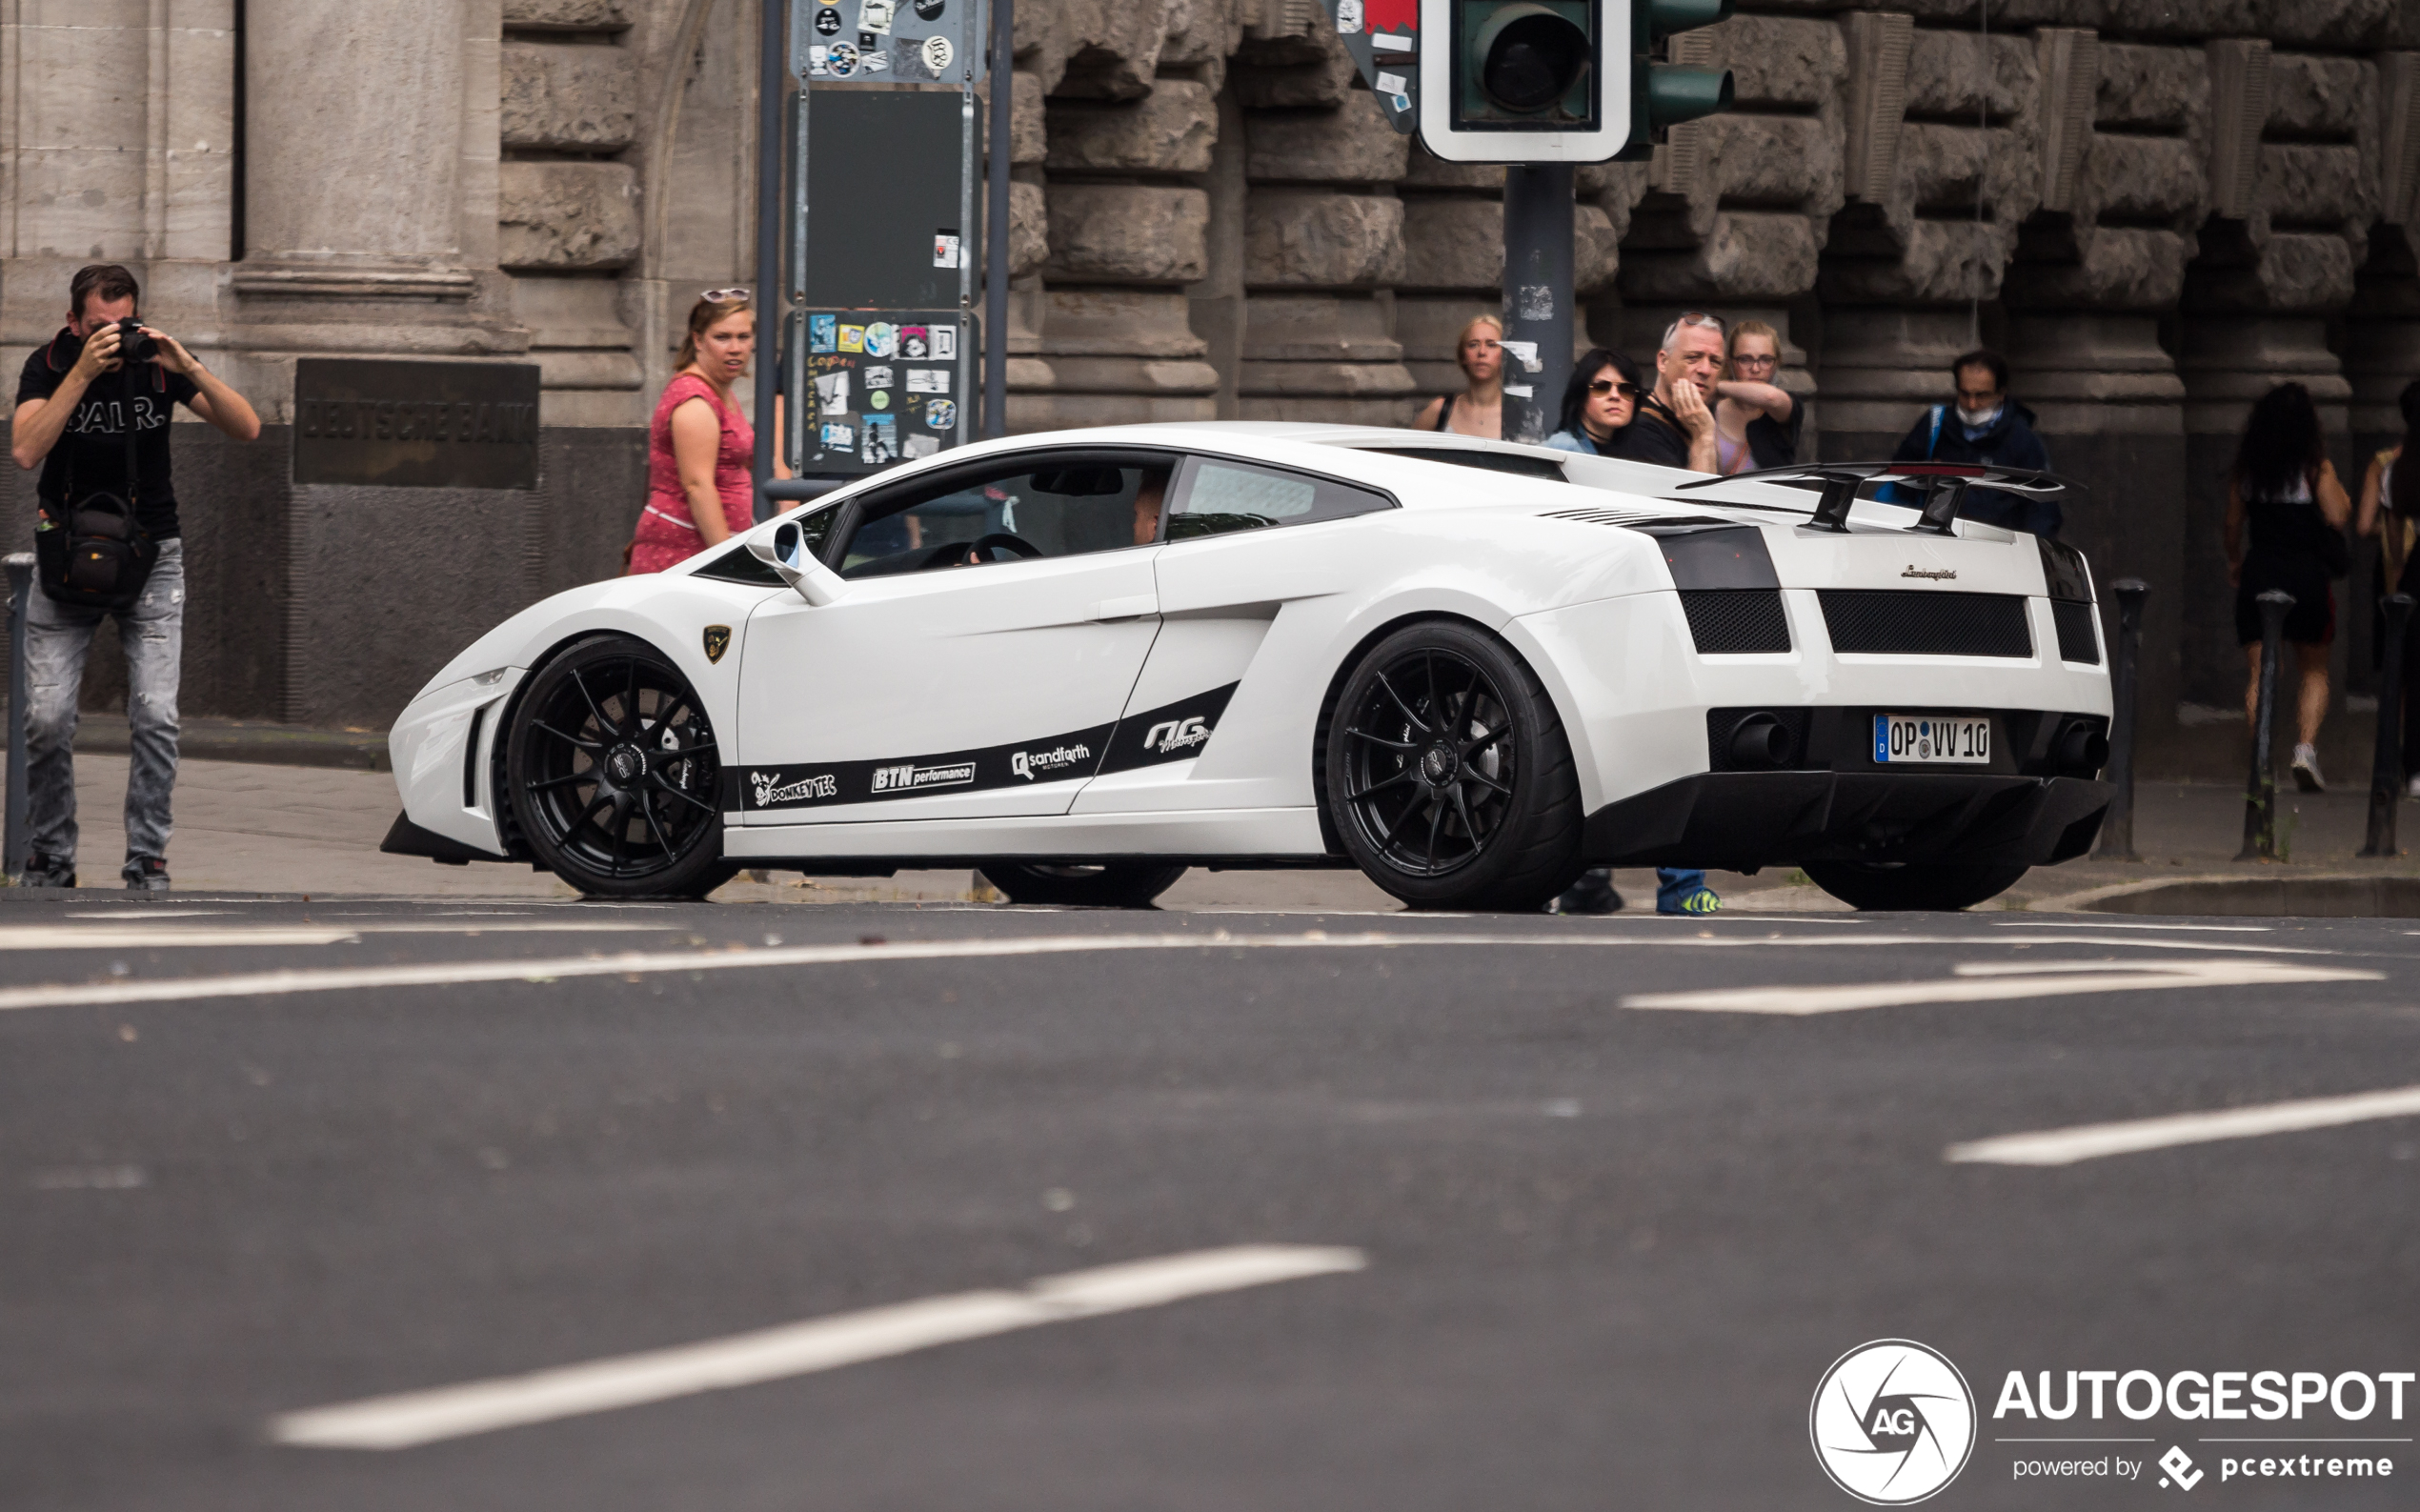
1888, 349, 2058, 536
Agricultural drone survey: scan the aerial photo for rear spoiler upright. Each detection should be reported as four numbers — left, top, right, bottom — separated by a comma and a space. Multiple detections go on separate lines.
1675, 462, 2083, 535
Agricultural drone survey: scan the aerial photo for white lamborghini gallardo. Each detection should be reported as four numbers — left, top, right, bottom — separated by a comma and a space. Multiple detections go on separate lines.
383, 423, 2112, 911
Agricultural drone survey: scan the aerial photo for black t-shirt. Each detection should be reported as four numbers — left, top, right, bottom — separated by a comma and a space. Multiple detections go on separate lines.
1604, 397, 1692, 468
15, 330, 201, 539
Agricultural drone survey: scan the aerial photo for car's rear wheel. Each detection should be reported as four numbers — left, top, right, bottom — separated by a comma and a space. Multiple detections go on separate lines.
507, 636, 736, 898
1323, 621, 1584, 911
978, 862, 1188, 908
1801, 859, 2028, 912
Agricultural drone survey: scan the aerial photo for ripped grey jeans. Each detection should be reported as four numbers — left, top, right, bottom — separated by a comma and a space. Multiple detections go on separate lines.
24, 538, 183, 876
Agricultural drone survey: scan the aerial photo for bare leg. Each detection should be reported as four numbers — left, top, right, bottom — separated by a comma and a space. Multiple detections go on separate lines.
2243, 644, 2265, 730
2294, 641, 2330, 749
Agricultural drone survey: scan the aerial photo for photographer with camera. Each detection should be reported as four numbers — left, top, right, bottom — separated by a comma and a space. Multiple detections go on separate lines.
9, 263, 260, 891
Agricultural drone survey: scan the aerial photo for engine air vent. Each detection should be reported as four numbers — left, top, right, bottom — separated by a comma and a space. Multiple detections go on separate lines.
1542, 507, 1728, 530
1819, 590, 2032, 658
1683, 590, 1791, 654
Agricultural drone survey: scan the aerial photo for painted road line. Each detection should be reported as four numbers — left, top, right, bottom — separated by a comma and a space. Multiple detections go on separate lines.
0, 922, 655, 951
0, 933, 2369, 1014
1621, 958, 2381, 1016
1990, 920, 2272, 933
1946, 1084, 2420, 1167
270, 1244, 1365, 1450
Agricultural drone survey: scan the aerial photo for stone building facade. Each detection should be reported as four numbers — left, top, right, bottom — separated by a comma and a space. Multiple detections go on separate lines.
3, 0, 2418, 746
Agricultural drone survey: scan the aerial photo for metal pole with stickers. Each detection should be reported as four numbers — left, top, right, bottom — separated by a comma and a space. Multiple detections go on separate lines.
760, 0, 987, 506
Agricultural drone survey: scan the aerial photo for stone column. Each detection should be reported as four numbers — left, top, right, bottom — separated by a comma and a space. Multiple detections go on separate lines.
232, 0, 521, 402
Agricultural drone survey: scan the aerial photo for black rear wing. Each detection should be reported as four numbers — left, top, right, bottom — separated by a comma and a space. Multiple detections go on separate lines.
1673, 462, 2083, 534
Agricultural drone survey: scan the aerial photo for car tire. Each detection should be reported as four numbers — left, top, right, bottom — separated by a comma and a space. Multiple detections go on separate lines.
506, 635, 735, 899
978, 862, 1188, 908
1800, 860, 2029, 913
1324, 620, 1585, 912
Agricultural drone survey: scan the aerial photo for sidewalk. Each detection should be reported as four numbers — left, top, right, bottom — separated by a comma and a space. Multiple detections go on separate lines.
19, 750, 2420, 911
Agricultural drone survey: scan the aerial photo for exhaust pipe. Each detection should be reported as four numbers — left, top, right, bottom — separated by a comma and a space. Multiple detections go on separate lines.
1730, 713, 1792, 769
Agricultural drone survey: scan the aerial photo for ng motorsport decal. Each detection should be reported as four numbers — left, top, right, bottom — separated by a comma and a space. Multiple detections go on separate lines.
728, 683, 1240, 813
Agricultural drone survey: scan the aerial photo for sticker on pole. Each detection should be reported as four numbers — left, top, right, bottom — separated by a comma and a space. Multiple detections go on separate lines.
796, 0, 984, 82
1318, 0, 1419, 134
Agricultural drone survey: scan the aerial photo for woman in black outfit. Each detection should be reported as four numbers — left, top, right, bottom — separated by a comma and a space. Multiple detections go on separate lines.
2223, 381, 2353, 792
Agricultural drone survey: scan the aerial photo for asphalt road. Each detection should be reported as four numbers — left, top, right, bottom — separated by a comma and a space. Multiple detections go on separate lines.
4, 897, 2417, 1511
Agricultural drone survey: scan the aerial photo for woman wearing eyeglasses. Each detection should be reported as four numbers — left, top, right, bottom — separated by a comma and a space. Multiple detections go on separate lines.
1413, 313, 1505, 439
1711, 319, 1799, 475
628, 290, 759, 575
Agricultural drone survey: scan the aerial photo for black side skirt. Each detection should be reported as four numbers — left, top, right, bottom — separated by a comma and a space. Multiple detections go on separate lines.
380, 812, 514, 866
1582, 773, 2110, 871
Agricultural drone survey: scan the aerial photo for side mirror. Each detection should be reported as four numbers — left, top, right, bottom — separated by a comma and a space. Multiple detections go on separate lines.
747, 521, 844, 607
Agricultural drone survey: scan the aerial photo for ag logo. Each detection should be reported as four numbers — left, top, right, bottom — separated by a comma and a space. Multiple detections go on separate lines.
1810, 1340, 1975, 1504
702, 625, 731, 664
1141, 716, 1210, 755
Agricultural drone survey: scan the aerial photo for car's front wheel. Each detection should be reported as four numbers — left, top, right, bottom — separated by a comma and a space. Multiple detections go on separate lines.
978, 862, 1188, 908
1323, 620, 1584, 911
1800, 860, 2029, 912
506, 635, 736, 898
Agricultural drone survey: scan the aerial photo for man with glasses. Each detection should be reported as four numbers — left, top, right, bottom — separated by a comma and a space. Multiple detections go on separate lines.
1888, 348, 2058, 535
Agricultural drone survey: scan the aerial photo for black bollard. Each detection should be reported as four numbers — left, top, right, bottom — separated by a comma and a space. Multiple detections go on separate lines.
2238, 588, 2295, 861
2361, 593, 2415, 857
2093, 578, 2149, 861
5, 552, 31, 879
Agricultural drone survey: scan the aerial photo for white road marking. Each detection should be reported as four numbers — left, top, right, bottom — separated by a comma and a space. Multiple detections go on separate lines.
1621, 958, 2381, 1016
0, 932, 2372, 1014
1946, 1083, 2420, 1166
270, 1244, 1365, 1450
0, 922, 656, 951
1992, 920, 2271, 933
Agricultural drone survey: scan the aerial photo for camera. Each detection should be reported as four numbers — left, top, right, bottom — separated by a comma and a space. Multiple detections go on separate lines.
112, 317, 158, 364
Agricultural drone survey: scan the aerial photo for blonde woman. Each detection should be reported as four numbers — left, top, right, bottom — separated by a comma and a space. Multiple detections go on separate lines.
1413, 313, 1504, 438
1712, 319, 1799, 474
630, 292, 758, 575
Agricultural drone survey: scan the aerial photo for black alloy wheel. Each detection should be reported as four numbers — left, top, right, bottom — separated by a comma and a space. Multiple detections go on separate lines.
1324, 621, 1584, 911
1800, 859, 2030, 912
507, 636, 736, 898
978, 862, 1188, 908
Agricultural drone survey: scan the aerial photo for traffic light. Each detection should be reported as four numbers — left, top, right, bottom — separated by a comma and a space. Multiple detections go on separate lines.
1417, 0, 1620, 162
1413, 0, 1732, 163
1615, 0, 1734, 161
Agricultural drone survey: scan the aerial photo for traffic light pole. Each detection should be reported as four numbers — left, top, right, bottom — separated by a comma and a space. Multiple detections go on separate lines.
1501, 162, 1572, 446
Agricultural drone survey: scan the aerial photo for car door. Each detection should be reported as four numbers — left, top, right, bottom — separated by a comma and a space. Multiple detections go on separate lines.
1076, 454, 1397, 816
733, 450, 1179, 824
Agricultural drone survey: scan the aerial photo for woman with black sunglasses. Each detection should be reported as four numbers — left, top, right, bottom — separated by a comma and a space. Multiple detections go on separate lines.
1543, 348, 1646, 456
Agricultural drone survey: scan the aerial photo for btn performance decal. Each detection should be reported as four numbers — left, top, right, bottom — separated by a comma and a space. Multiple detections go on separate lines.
702, 625, 731, 665
726, 684, 1240, 813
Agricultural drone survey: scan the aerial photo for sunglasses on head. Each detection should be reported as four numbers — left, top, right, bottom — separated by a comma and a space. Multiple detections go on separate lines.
1588, 379, 1641, 398
701, 287, 753, 303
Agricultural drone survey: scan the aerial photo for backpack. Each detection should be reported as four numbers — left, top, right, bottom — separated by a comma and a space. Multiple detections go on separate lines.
34, 371, 159, 613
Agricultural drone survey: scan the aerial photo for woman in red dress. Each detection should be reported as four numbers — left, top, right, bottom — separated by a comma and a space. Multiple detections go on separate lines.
629, 292, 758, 575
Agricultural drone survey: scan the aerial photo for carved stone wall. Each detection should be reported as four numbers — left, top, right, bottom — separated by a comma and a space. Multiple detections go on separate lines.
9, 0, 2420, 736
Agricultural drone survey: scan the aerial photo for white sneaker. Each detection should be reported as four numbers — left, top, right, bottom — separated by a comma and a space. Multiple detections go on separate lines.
2407, 774, 2420, 800
2290, 743, 2324, 793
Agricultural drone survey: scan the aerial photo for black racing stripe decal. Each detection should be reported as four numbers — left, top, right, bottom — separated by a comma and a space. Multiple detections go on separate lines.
723, 681, 1241, 814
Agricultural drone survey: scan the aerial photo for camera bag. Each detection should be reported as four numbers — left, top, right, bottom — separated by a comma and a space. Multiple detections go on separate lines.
36, 368, 159, 613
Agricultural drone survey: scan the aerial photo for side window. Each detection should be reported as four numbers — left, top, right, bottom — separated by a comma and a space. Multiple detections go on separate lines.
1167, 458, 1394, 540
836, 459, 1175, 579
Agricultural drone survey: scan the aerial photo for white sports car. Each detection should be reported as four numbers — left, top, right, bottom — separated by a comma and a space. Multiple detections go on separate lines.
383, 422, 2113, 911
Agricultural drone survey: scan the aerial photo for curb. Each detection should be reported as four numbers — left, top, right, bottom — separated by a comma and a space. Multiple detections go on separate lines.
2026, 873, 2420, 918
1, 715, 390, 772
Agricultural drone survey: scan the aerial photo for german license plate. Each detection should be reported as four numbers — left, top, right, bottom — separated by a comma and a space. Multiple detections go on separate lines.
1874, 714, 1991, 765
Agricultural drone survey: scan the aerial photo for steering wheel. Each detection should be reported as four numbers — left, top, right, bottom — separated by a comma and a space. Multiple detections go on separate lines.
959, 532, 1042, 564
